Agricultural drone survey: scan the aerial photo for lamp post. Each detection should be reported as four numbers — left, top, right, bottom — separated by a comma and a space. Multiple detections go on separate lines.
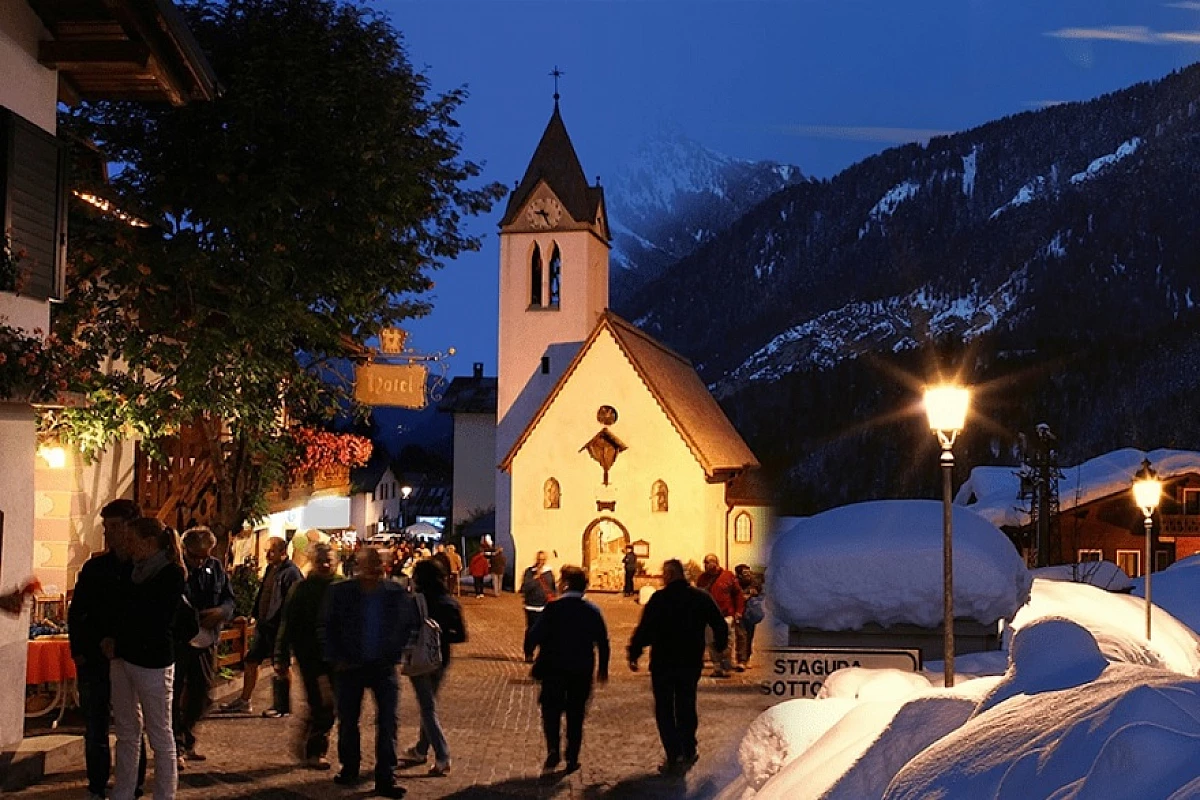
1132, 459, 1161, 641
400, 485, 413, 530
924, 384, 970, 688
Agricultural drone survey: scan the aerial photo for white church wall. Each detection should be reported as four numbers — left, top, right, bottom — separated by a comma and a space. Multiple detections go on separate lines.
0, 403, 37, 748
509, 330, 728, 582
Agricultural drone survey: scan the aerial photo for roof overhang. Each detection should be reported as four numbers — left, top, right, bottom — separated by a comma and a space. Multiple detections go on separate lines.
28, 0, 219, 106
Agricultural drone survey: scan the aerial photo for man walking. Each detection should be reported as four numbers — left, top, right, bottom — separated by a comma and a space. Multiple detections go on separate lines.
524, 566, 609, 774
489, 546, 507, 596
175, 527, 235, 769
68, 499, 146, 800
629, 559, 728, 775
322, 546, 418, 799
276, 543, 342, 770
695, 554, 744, 677
220, 537, 302, 715
444, 544, 463, 596
622, 546, 638, 597
520, 551, 556, 636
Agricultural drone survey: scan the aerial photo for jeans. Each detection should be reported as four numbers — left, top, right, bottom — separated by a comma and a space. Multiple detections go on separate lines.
110, 659, 176, 800
707, 616, 735, 672
173, 645, 215, 751
408, 667, 449, 763
78, 660, 147, 797
336, 662, 399, 787
737, 621, 757, 666
539, 672, 593, 763
651, 667, 701, 763
299, 662, 336, 759
472, 576, 484, 596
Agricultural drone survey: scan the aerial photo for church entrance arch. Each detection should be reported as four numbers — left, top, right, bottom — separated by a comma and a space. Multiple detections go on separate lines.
582, 517, 630, 592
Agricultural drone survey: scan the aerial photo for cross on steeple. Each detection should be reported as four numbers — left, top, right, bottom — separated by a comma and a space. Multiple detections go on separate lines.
550, 66, 564, 106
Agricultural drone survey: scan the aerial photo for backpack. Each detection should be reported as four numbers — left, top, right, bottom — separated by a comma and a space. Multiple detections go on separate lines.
743, 595, 766, 627
401, 593, 443, 676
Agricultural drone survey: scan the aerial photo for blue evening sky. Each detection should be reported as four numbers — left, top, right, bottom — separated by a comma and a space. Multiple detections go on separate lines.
379, 0, 1200, 377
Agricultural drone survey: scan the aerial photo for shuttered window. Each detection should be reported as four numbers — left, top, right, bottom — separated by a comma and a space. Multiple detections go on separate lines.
1, 107, 66, 300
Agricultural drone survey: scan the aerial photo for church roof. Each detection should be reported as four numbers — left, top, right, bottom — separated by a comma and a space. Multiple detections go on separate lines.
499, 311, 760, 479
500, 105, 605, 228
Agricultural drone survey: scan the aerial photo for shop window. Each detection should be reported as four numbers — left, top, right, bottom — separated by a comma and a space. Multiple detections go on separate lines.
734, 512, 752, 544
544, 477, 561, 509
651, 480, 668, 512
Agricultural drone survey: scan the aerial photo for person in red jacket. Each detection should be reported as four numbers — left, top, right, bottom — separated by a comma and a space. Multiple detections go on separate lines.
694, 554, 744, 678
468, 550, 490, 598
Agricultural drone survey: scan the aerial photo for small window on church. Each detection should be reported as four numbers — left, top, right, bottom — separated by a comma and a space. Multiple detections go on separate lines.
544, 478, 561, 509
548, 245, 562, 307
531, 243, 543, 307
734, 512, 752, 544
651, 480, 668, 513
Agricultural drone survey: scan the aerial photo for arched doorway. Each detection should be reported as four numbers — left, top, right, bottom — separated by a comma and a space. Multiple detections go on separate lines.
582, 517, 630, 592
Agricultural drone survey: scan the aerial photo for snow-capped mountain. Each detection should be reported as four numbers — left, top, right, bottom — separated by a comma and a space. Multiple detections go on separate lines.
607, 128, 804, 309
618, 64, 1200, 513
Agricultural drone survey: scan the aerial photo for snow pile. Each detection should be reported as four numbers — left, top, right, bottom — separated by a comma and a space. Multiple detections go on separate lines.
976, 618, 1107, 713
884, 663, 1200, 800
736, 698, 857, 790
957, 447, 1200, 528
1132, 554, 1200, 635
768, 500, 1032, 630
1010, 579, 1200, 675
1031, 559, 1133, 591
817, 668, 931, 701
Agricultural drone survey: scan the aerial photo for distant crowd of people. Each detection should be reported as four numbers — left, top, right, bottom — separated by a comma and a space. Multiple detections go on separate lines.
3, 504, 765, 796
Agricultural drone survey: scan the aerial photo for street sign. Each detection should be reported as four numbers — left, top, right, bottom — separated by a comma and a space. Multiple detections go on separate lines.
760, 647, 922, 701
354, 363, 428, 408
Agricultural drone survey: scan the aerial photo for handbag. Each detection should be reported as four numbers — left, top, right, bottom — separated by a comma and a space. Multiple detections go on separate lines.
401, 593, 443, 677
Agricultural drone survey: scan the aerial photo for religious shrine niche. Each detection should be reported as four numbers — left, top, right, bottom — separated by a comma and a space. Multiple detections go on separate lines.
580, 428, 627, 486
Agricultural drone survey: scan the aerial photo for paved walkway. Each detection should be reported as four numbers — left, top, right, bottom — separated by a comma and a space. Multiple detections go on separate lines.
14, 591, 772, 799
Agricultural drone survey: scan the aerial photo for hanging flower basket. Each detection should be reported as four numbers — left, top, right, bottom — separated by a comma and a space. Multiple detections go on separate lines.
0, 324, 70, 404
287, 426, 373, 483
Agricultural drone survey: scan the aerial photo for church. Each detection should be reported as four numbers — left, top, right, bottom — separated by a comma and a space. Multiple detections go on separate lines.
494, 101, 772, 588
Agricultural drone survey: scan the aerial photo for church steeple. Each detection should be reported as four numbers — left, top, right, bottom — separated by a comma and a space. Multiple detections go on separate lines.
499, 105, 607, 239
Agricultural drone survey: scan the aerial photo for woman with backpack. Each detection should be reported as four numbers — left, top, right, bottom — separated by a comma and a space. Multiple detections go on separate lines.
400, 558, 466, 777
735, 564, 764, 671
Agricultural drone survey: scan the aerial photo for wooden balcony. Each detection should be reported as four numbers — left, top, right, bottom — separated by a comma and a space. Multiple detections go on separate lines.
1161, 514, 1200, 536
265, 464, 351, 514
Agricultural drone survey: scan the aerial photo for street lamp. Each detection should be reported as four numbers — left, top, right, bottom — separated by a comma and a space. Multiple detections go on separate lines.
1132, 458, 1161, 641
924, 383, 970, 687
400, 485, 413, 529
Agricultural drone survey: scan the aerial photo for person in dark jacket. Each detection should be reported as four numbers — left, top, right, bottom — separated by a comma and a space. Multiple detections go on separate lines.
68, 498, 146, 799
102, 517, 187, 800
524, 566, 610, 774
400, 558, 466, 776
622, 546, 639, 597
322, 546, 418, 799
174, 526, 235, 768
276, 543, 343, 770
220, 536, 303, 715
629, 558, 729, 775
520, 550, 556, 633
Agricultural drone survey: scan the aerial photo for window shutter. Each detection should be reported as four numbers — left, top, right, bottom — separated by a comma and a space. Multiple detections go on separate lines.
1, 107, 67, 300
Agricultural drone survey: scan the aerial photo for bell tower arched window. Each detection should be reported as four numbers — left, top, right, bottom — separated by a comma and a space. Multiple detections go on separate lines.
548, 245, 562, 308
651, 480, 668, 513
530, 243, 543, 307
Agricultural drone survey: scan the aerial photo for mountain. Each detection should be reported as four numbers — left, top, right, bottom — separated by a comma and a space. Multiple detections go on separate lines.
607, 128, 805, 309
619, 64, 1200, 514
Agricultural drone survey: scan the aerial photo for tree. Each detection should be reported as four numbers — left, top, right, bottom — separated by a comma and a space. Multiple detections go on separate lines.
55, 0, 505, 551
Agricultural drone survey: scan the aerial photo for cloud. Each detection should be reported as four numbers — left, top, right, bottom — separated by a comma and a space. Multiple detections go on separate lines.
1023, 100, 1069, 109
770, 124, 954, 144
1167, 2, 1200, 10
1045, 24, 1200, 44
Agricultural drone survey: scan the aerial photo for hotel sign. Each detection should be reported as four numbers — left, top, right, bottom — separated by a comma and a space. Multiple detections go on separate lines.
355, 363, 427, 409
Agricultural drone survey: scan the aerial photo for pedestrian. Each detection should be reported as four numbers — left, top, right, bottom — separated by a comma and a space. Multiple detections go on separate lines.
275, 543, 342, 770
68, 499, 147, 800
489, 545, 507, 596
174, 527, 235, 770
220, 536, 302, 716
342, 543, 358, 578
321, 546, 418, 799
622, 546, 639, 597
628, 558, 729, 775
103, 517, 187, 800
400, 559, 466, 777
524, 566, 609, 774
734, 564, 763, 670
520, 550, 556, 634
445, 544, 463, 596
431, 544, 452, 582
468, 549, 489, 598
695, 553, 744, 677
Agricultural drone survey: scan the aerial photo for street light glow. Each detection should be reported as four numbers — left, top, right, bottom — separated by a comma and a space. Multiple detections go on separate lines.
1133, 470, 1162, 516
924, 384, 970, 434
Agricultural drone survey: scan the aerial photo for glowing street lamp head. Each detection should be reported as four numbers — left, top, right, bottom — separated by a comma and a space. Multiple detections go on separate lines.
924, 384, 970, 436
401, 485, 413, 500
1132, 458, 1162, 517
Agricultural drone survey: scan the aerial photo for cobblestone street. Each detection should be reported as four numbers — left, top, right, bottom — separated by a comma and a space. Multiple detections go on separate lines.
15, 591, 772, 799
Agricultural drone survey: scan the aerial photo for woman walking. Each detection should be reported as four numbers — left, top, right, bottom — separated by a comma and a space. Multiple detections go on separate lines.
102, 517, 187, 800
401, 559, 466, 776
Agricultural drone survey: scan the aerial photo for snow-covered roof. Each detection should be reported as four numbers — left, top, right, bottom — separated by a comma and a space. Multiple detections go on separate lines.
767, 500, 1031, 630
955, 447, 1200, 528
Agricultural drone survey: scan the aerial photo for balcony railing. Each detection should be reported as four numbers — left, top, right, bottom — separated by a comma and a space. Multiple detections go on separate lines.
1161, 514, 1200, 535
